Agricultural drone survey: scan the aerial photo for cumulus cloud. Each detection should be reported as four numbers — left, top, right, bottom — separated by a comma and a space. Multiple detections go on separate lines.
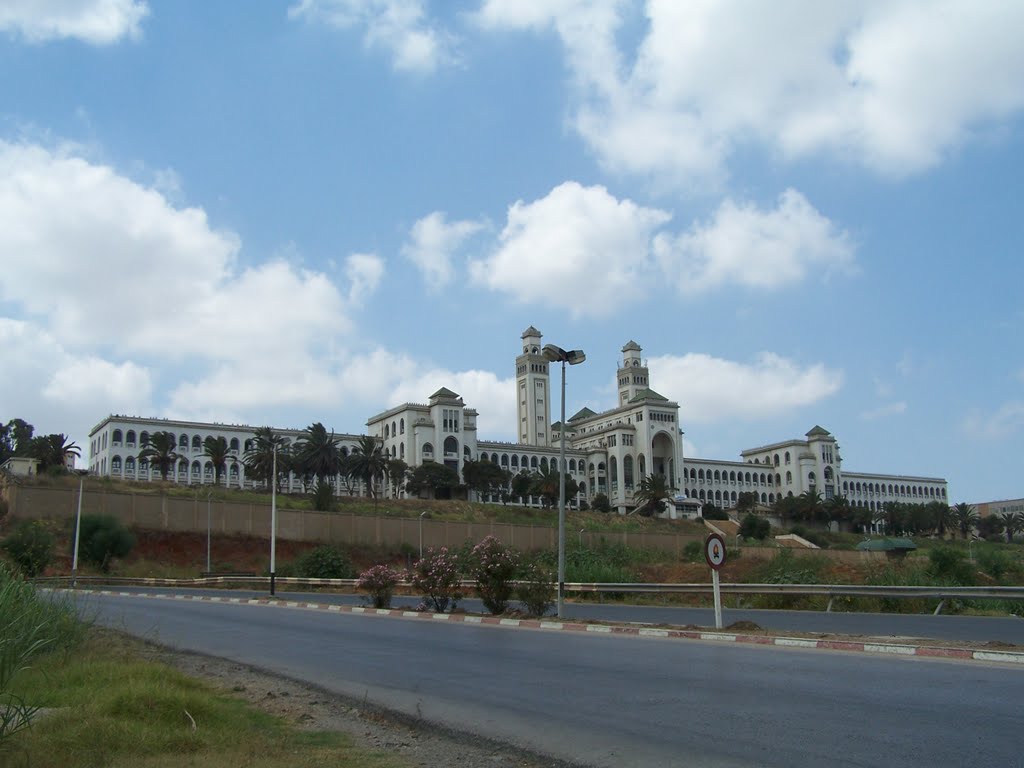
345, 253, 385, 305
0, 141, 358, 363
648, 352, 842, 424
288, 0, 456, 73
963, 401, 1024, 440
387, 367, 517, 440
479, 1, 1024, 184
0, 0, 149, 44
653, 189, 855, 293
402, 212, 485, 290
469, 181, 670, 317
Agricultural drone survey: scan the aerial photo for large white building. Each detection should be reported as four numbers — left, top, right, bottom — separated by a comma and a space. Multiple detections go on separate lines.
88, 326, 947, 517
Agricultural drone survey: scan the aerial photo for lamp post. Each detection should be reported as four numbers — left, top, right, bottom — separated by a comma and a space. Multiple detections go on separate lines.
542, 343, 586, 619
71, 470, 88, 588
270, 443, 277, 597
206, 490, 213, 573
419, 511, 429, 558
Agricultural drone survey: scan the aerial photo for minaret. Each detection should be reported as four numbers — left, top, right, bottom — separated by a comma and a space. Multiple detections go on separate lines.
515, 326, 551, 446
617, 340, 649, 405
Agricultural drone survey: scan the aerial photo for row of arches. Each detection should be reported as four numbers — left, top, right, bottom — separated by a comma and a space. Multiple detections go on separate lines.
688, 467, 780, 487
685, 489, 780, 506
109, 429, 243, 454
478, 451, 589, 474
844, 481, 946, 499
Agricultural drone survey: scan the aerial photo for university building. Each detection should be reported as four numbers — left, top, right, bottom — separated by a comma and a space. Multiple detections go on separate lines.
87, 326, 948, 517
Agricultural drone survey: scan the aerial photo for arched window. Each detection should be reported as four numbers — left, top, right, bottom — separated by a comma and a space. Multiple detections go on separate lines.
139, 431, 150, 446
126, 430, 137, 446
699, 490, 706, 501
191, 461, 201, 478
229, 437, 239, 451
609, 456, 618, 483
204, 461, 214, 478
760, 492, 767, 503
480, 452, 488, 462
400, 443, 405, 459
824, 466, 833, 481
730, 491, 737, 502
638, 454, 646, 477
443, 436, 458, 455
540, 457, 548, 470
511, 455, 519, 468
111, 455, 123, 474
769, 493, 775, 504
180, 434, 189, 449
623, 455, 634, 490
400, 418, 405, 434
786, 471, 792, 484
760, 473, 767, 485
569, 459, 576, 472
774, 473, 781, 486
392, 421, 397, 439
773, 453, 780, 466
125, 456, 136, 474
784, 451, 791, 464
501, 454, 508, 467
531, 456, 538, 469
808, 471, 816, 483
713, 470, 721, 482
192, 435, 201, 451
698, 469, 705, 481
714, 490, 722, 502
112, 429, 123, 444
384, 424, 390, 439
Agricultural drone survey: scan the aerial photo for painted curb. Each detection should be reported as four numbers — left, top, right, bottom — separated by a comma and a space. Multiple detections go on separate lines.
71, 589, 1024, 666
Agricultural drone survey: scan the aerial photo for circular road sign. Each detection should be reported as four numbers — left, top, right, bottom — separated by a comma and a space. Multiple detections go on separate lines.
704, 533, 726, 570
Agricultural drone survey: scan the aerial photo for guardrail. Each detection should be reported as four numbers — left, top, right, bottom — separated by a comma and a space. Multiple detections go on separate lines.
35, 576, 1024, 615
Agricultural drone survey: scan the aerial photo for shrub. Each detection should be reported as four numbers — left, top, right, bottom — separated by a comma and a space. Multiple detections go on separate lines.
590, 493, 611, 513
357, 564, 404, 608
701, 505, 730, 521
2, 520, 55, 577
927, 546, 974, 585
516, 563, 555, 617
311, 479, 335, 512
76, 515, 135, 573
411, 547, 462, 613
468, 536, 520, 615
294, 546, 353, 579
739, 514, 771, 541
683, 540, 703, 562
977, 548, 1020, 582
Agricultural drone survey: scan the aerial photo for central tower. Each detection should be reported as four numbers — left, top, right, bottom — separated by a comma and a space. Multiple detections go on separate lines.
515, 326, 551, 446
617, 340, 649, 405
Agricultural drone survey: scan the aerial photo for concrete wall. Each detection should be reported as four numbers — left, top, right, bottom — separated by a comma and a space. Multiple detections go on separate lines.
4, 484, 882, 563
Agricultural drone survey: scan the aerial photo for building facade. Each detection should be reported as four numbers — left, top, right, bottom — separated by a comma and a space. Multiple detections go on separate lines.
87, 325, 948, 517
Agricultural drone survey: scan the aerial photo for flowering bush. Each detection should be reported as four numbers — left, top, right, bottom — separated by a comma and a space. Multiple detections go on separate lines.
516, 563, 555, 617
469, 536, 520, 615
411, 547, 463, 613
357, 564, 404, 609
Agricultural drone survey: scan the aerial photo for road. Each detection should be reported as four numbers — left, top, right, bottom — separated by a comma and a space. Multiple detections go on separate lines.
94, 585, 1024, 644
83, 591, 1023, 768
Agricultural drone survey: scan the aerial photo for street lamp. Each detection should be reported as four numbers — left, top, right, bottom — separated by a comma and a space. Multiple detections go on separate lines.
270, 443, 277, 597
542, 343, 586, 619
419, 511, 429, 558
71, 470, 89, 588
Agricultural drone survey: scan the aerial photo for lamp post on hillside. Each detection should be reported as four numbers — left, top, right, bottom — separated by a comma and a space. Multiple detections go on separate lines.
71, 470, 89, 588
542, 343, 586, 619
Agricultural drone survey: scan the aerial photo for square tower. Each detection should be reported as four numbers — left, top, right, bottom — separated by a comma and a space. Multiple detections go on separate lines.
515, 326, 551, 446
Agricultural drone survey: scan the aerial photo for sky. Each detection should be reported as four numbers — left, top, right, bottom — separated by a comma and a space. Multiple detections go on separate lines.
0, 0, 1022, 505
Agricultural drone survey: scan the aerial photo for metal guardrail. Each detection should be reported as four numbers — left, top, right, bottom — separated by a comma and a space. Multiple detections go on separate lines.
35, 575, 1024, 615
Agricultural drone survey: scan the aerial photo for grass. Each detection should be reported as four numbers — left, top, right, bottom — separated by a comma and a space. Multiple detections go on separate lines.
4, 630, 401, 768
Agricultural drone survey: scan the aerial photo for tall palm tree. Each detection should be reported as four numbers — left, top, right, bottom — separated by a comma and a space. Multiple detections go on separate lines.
951, 502, 979, 540
294, 422, 342, 486
348, 434, 386, 499
823, 494, 851, 531
138, 431, 179, 481
243, 427, 290, 490
633, 473, 674, 517
31, 433, 81, 471
798, 490, 825, 523
202, 436, 230, 486
998, 510, 1023, 543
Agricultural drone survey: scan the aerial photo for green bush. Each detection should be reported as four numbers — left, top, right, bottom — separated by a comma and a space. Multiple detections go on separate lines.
311, 479, 335, 512
294, 546, 353, 579
976, 548, 1019, 583
357, 564, 403, 608
516, 563, 555, 617
683, 541, 702, 562
739, 514, 770, 541
2, 520, 55, 577
590, 493, 611, 513
411, 547, 463, 612
926, 546, 974, 585
701, 505, 729, 521
748, 550, 828, 609
76, 515, 135, 573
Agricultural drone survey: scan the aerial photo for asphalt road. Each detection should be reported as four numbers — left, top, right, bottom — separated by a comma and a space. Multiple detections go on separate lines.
83, 592, 1024, 768
93, 585, 1024, 644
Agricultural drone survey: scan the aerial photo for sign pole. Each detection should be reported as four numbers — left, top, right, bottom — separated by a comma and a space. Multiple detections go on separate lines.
704, 533, 726, 630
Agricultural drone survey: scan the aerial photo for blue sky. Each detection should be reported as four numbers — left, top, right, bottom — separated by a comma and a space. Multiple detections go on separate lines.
1, 1, 1021, 504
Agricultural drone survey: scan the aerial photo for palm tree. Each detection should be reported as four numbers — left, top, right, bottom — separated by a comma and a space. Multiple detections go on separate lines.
31, 433, 81, 471
348, 434, 386, 499
202, 436, 230, 486
138, 431, 179, 481
823, 494, 851, 531
294, 423, 342, 485
243, 427, 290, 491
998, 510, 1024, 543
951, 502, 979, 540
633, 473, 674, 517
798, 490, 825, 523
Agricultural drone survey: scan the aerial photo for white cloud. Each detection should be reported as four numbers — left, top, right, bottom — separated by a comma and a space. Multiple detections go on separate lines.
388, 368, 517, 441
0, 141, 357, 363
0, 0, 148, 44
963, 401, 1024, 440
480, 1, 1024, 184
288, 0, 456, 73
469, 181, 670, 317
402, 212, 485, 290
653, 189, 855, 293
649, 352, 842, 424
345, 253, 384, 305
860, 401, 907, 421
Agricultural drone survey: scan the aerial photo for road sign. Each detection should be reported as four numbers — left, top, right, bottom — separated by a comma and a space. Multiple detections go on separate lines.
704, 533, 726, 570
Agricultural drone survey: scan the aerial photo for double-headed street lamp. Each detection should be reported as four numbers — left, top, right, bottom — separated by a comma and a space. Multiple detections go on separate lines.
542, 343, 586, 619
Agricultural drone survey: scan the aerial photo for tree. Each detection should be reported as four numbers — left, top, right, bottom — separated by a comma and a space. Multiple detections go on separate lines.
0, 418, 35, 463
348, 434, 387, 499
823, 495, 851, 530
951, 502, 979, 540
797, 490, 825, 523
530, 464, 578, 509
294, 423, 342, 486
590, 492, 611, 513
30, 433, 80, 472
633, 473, 674, 517
773, 495, 803, 522
739, 513, 771, 541
406, 462, 460, 498
998, 510, 1024, 543
76, 514, 135, 572
202, 436, 230, 485
138, 431, 179, 481
243, 427, 291, 491
462, 459, 511, 501
386, 458, 408, 498
2, 520, 55, 577
926, 500, 952, 537
510, 470, 533, 504
735, 491, 759, 516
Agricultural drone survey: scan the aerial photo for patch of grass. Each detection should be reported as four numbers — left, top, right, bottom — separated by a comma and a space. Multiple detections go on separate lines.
5, 631, 399, 768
